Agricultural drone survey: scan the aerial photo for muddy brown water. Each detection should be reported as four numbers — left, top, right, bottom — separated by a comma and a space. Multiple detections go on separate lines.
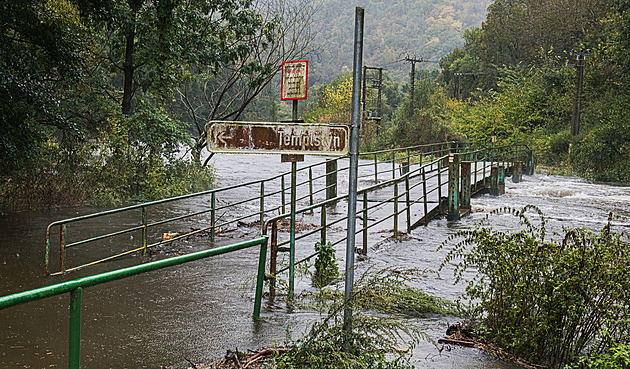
1, 153, 628, 368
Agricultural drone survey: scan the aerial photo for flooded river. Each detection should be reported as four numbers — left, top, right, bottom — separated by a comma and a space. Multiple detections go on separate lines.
1, 153, 628, 368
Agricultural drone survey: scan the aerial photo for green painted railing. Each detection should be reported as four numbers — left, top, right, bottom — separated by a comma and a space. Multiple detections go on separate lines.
44, 141, 467, 275
1, 236, 268, 369
43, 141, 533, 275
262, 144, 532, 299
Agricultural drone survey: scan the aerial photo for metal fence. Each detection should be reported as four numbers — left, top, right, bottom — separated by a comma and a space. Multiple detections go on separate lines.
44, 142, 476, 275
43, 142, 533, 276
263, 144, 532, 299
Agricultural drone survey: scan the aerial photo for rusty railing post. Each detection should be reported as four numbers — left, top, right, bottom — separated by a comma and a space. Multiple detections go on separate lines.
260, 182, 265, 227
141, 206, 148, 255
422, 167, 428, 223
281, 175, 286, 214
325, 159, 337, 202
60, 223, 67, 274
269, 221, 278, 300
320, 205, 327, 247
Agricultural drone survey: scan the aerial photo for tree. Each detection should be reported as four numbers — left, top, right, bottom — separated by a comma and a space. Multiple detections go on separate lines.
87, 0, 266, 116
0, 0, 87, 173
177, 0, 320, 164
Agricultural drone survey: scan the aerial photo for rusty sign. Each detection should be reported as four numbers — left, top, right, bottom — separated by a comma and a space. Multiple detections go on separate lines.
206, 121, 349, 156
281, 60, 308, 100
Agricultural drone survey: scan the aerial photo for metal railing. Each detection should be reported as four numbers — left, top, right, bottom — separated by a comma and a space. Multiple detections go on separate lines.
44, 142, 471, 275
1, 236, 268, 369
262, 144, 532, 299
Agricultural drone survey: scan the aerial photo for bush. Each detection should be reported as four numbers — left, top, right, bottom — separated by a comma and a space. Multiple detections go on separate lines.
439, 206, 630, 368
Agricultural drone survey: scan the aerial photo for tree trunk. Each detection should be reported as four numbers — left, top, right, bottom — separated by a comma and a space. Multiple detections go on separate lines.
122, 0, 141, 115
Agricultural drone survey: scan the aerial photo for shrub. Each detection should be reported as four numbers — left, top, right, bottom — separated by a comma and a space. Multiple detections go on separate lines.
439, 206, 630, 368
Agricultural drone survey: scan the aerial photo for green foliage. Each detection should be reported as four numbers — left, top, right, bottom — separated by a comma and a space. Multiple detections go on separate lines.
352, 268, 460, 317
439, 206, 630, 368
0, 0, 274, 209
313, 242, 339, 288
574, 342, 630, 369
272, 268, 445, 369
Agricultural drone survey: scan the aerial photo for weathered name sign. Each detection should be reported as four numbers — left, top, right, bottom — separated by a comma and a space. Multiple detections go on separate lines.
206, 121, 349, 156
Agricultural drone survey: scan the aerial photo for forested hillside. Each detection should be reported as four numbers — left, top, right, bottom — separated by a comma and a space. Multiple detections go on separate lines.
308, 0, 492, 83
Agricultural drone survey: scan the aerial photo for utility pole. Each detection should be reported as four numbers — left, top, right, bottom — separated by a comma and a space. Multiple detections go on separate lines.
571, 51, 586, 137
403, 54, 426, 119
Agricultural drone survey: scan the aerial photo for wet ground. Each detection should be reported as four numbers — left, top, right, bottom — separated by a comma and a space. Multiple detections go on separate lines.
1, 153, 628, 368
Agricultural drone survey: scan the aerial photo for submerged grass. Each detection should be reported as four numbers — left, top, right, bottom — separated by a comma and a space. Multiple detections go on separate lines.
264, 267, 459, 369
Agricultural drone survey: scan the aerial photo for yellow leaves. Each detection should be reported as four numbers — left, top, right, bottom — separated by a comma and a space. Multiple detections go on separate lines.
42, 0, 81, 26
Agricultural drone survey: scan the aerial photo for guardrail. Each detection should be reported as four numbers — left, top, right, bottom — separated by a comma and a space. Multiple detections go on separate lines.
44, 142, 471, 275
1, 236, 268, 369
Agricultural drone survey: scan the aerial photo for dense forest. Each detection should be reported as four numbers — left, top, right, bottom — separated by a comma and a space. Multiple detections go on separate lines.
305, 0, 630, 183
307, 0, 493, 83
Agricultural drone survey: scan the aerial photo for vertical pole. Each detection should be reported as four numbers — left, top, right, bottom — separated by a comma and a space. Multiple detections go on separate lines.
326, 160, 338, 201
362, 192, 368, 255
571, 52, 585, 137
69, 287, 82, 369
409, 60, 415, 119
437, 160, 442, 202
343, 6, 363, 337
211, 192, 216, 243
289, 162, 297, 302
393, 182, 399, 238
376, 68, 383, 125
45, 228, 50, 275
141, 206, 147, 254
392, 150, 396, 179
260, 182, 265, 227
498, 166, 505, 195
320, 205, 327, 246
447, 154, 460, 221
474, 152, 478, 188
60, 224, 66, 274
461, 161, 471, 209
269, 221, 278, 300
405, 175, 411, 233
422, 167, 428, 223
309, 168, 314, 206
374, 153, 378, 182
292, 100, 299, 122
253, 238, 268, 319
281, 175, 286, 214
362, 66, 367, 127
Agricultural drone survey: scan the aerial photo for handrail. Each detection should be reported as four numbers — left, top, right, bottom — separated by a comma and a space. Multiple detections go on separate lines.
1, 236, 269, 369
260, 144, 532, 298
44, 141, 531, 275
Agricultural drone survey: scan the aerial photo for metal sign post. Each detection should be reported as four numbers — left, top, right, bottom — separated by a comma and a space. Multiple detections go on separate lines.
343, 6, 364, 337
